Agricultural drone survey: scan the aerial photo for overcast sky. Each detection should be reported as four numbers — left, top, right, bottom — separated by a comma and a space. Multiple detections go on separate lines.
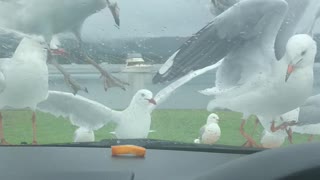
82, 0, 213, 41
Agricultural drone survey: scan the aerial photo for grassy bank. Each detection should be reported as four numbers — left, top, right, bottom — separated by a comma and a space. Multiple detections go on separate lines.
0, 110, 316, 146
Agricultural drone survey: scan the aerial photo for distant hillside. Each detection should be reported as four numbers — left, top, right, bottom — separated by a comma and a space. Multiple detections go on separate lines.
0, 35, 188, 64
1, 34, 320, 64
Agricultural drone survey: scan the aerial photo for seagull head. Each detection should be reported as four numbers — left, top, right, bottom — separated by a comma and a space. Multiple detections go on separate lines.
49, 36, 68, 57
14, 37, 48, 63
134, 89, 157, 106
284, 34, 317, 82
206, 113, 219, 124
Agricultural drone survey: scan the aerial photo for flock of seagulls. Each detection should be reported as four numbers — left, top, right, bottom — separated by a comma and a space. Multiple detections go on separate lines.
37, 61, 222, 140
0, 0, 320, 148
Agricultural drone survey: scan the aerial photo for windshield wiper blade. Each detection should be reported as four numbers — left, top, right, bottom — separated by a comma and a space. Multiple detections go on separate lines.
33, 139, 264, 154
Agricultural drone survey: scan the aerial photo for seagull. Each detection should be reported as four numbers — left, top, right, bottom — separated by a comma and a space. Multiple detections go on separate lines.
273, 94, 320, 142
153, 0, 318, 147
0, 0, 126, 93
73, 127, 95, 143
153, 0, 314, 84
194, 113, 221, 144
0, 37, 49, 145
37, 60, 223, 139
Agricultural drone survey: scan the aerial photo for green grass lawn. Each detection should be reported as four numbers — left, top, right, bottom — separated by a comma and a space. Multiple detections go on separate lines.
1, 109, 318, 146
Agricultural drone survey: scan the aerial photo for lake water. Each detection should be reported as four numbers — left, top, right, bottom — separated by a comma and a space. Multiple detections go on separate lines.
48, 63, 320, 110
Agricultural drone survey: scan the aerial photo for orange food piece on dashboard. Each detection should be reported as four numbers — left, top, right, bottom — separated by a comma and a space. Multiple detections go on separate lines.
111, 145, 146, 157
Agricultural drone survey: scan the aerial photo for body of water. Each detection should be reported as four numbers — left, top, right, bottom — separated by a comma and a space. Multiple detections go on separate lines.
48, 64, 320, 110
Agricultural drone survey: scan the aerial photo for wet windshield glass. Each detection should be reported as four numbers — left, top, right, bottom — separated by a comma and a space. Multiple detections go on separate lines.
0, 0, 319, 149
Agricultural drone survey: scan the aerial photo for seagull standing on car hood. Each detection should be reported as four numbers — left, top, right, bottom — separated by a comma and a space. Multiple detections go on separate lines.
194, 113, 221, 144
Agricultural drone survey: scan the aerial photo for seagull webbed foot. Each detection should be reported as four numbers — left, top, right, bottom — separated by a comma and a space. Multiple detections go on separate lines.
64, 74, 88, 95
271, 120, 297, 132
82, 53, 129, 91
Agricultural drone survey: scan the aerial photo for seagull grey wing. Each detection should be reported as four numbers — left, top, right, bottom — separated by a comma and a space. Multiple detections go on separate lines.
152, 0, 288, 84
150, 59, 224, 111
293, 0, 320, 35
210, 0, 239, 16
37, 91, 121, 130
274, 0, 313, 59
0, 0, 110, 36
199, 125, 206, 139
296, 105, 320, 126
301, 94, 320, 107
0, 27, 27, 53
296, 94, 320, 126
106, 0, 120, 27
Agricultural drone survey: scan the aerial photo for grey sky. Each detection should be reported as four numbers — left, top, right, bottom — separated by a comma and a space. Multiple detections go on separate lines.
82, 0, 213, 41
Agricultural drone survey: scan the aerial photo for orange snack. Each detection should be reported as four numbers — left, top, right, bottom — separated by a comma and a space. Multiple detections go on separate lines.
111, 145, 146, 157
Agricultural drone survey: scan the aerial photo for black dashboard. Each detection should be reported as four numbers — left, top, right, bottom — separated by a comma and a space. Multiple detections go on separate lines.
1, 139, 319, 180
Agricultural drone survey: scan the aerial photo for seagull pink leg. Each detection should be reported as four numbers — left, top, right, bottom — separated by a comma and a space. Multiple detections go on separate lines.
240, 119, 260, 148
0, 113, 10, 145
242, 140, 253, 147
242, 118, 260, 147
251, 117, 260, 136
32, 112, 37, 145
285, 128, 293, 144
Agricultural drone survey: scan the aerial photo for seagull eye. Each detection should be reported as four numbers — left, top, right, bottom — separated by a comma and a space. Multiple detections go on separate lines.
301, 50, 307, 56
141, 93, 145, 97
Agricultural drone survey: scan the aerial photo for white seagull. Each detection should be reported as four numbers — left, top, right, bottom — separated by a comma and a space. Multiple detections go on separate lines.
194, 113, 221, 144
153, 0, 318, 147
37, 60, 223, 139
152, 0, 313, 84
0, 37, 49, 145
0, 0, 125, 93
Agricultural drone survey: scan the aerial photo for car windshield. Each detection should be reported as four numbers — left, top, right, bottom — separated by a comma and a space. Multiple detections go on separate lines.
0, 0, 319, 150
